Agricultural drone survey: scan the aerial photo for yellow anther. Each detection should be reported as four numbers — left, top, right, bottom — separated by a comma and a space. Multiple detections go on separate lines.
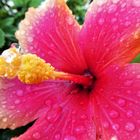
0, 47, 92, 86
0, 57, 7, 76
17, 54, 55, 84
0, 48, 21, 78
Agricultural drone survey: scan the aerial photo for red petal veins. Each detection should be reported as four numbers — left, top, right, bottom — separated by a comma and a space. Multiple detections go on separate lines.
92, 64, 140, 140
12, 90, 96, 140
80, 0, 140, 76
16, 0, 87, 74
0, 78, 73, 130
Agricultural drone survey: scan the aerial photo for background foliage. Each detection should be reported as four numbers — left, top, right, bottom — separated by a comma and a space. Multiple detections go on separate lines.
0, 0, 139, 139
0, 0, 89, 53
0, 0, 89, 139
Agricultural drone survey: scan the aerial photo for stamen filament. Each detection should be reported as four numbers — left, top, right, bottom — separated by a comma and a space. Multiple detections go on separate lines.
54, 72, 92, 86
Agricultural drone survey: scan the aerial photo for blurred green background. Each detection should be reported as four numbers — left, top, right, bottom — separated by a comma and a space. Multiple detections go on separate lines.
0, 0, 89, 139
0, 0, 139, 139
0, 0, 89, 53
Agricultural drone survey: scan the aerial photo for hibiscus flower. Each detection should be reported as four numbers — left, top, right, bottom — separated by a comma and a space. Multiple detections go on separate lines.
0, 0, 140, 139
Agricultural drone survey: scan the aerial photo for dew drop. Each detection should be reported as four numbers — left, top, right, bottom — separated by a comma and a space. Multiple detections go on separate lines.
27, 37, 33, 43
2, 117, 8, 122
109, 110, 119, 118
124, 80, 133, 86
136, 75, 140, 79
126, 110, 134, 118
80, 114, 87, 119
124, 21, 131, 27
108, 4, 117, 13
9, 105, 15, 109
54, 133, 61, 140
111, 136, 118, 140
112, 0, 120, 4
14, 99, 21, 105
96, 0, 108, 6
74, 125, 85, 134
118, 98, 126, 106
66, 17, 74, 25
111, 18, 117, 23
103, 122, 109, 128
2, 49, 17, 63
64, 135, 76, 140
125, 122, 135, 132
132, 0, 140, 7
112, 124, 120, 130
16, 89, 24, 96
45, 100, 52, 109
137, 91, 140, 97
98, 18, 105, 25
32, 132, 41, 139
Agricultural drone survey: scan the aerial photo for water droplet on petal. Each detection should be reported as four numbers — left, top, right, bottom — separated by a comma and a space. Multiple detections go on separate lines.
125, 122, 135, 132
126, 110, 134, 118
118, 98, 126, 106
108, 4, 117, 13
16, 89, 24, 96
111, 136, 118, 140
112, 124, 120, 130
32, 132, 41, 139
124, 80, 133, 86
109, 110, 119, 118
137, 91, 140, 97
45, 100, 52, 108
96, 0, 107, 6
27, 37, 33, 43
2, 49, 17, 63
112, 0, 120, 4
132, 0, 140, 7
66, 17, 74, 25
136, 75, 140, 79
64, 135, 76, 140
14, 99, 21, 105
111, 18, 117, 23
80, 114, 87, 119
103, 122, 109, 128
124, 21, 131, 27
74, 125, 85, 134
2, 117, 8, 122
98, 18, 105, 25
54, 133, 61, 140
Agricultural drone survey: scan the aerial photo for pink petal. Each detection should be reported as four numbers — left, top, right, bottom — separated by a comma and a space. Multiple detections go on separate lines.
0, 78, 73, 130
12, 90, 96, 140
80, 0, 140, 76
16, 0, 87, 74
92, 64, 140, 140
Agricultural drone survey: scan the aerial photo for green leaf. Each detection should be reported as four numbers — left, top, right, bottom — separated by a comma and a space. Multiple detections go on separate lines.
0, 29, 5, 48
132, 54, 140, 63
29, 0, 42, 7
0, 17, 15, 29
13, 0, 30, 7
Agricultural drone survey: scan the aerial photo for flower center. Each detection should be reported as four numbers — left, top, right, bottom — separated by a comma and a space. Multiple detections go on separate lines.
0, 47, 94, 89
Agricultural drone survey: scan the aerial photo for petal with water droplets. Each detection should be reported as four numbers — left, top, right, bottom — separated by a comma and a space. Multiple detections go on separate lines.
12, 91, 96, 140
80, 0, 140, 75
92, 64, 140, 140
0, 78, 73, 130
16, 0, 87, 74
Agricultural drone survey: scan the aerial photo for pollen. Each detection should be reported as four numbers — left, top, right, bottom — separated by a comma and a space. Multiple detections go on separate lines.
0, 48, 55, 84
0, 48, 21, 78
17, 54, 55, 84
0, 47, 92, 86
